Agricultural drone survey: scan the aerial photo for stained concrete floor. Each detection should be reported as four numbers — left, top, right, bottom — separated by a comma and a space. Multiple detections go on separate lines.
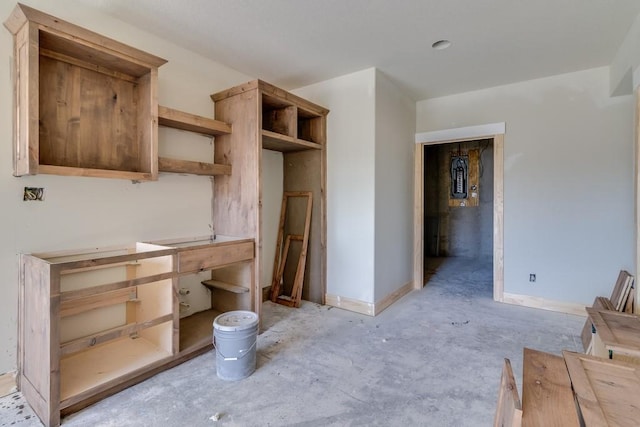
1, 257, 584, 426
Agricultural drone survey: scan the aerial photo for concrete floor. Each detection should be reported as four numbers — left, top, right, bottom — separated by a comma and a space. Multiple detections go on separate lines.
1, 257, 584, 426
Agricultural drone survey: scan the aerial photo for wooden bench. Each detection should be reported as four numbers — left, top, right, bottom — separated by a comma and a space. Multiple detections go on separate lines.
521, 348, 580, 427
494, 358, 522, 427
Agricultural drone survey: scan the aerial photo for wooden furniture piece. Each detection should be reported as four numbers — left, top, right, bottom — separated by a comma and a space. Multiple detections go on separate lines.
155, 235, 259, 329
211, 80, 328, 305
521, 348, 580, 427
270, 191, 313, 307
19, 236, 255, 427
157, 106, 232, 176
494, 359, 522, 427
4, 4, 167, 180
563, 350, 640, 427
581, 296, 615, 352
586, 308, 640, 364
610, 270, 634, 311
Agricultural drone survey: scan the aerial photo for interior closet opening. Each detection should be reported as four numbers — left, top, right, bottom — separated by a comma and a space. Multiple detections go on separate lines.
422, 139, 494, 295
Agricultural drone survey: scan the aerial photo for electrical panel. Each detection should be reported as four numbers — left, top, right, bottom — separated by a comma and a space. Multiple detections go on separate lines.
449, 148, 479, 207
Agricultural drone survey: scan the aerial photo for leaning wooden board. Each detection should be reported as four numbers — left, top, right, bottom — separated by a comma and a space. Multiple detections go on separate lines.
563, 351, 640, 426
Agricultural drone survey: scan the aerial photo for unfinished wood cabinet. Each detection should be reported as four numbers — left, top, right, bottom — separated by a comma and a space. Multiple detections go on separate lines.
153, 236, 258, 352
157, 106, 233, 176
20, 237, 255, 426
19, 243, 177, 426
210, 80, 328, 307
4, 4, 167, 180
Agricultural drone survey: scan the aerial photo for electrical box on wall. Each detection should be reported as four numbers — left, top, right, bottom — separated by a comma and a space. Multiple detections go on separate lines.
449, 148, 479, 207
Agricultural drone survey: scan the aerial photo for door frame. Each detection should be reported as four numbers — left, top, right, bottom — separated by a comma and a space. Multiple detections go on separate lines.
413, 123, 505, 302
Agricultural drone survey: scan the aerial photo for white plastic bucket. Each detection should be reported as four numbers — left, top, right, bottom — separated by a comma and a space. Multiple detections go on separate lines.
213, 310, 259, 381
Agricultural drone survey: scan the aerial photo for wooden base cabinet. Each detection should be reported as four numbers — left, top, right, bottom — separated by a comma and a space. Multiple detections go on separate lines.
19, 237, 255, 426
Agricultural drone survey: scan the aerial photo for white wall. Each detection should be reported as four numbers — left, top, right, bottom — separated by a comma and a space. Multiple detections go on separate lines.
0, 0, 253, 374
294, 69, 377, 303
610, 12, 640, 96
373, 71, 415, 301
417, 67, 635, 305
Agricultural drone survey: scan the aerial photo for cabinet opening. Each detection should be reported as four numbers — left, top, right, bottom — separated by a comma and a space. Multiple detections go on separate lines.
297, 109, 323, 144
262, 94, 295, 137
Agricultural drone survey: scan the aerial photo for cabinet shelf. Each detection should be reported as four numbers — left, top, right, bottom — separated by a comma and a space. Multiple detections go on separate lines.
158, 106, 231, 136
158, 157, 231, 176
59, 335, 172, 404
157, 106, 232, 176
201, 279, 249, 294
262, 130, 322, 152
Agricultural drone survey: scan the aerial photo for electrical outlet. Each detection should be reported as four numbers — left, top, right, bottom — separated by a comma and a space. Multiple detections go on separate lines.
23, 187, 44, 201
529, 273, 536, 283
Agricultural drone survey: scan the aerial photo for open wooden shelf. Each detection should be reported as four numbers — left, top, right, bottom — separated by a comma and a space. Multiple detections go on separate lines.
179, 308, 221, 352
158, 105, 231, 136
158, 157, 231, 176
201, 279, 249, 294
157, 106, 232, 176
261, 130, 322, 152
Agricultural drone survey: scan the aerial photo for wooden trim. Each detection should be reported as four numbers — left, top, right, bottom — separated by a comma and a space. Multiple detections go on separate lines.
415, 122, 505, 143
374, 281, 414, 315
503, 292, 587, 316
413, 144, 423, 290
493, 134, 505, 302
325, 294, 374, 316
0, 371, 17, 397
635, 87, 640, 315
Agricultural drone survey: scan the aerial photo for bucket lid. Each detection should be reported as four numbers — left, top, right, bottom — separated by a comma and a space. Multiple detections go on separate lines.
214, 310, 259, 331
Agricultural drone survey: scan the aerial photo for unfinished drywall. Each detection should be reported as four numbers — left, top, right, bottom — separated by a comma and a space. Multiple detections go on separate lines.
423, 141, 494, 260
417, 67, 635, 305
293, 69, 377, 304
373, 71, 415, 302
0, 0, 253, 375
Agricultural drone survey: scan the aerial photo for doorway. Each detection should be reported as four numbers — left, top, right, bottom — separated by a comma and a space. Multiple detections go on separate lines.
423, 140, 493, 292
413, 125, 504, 302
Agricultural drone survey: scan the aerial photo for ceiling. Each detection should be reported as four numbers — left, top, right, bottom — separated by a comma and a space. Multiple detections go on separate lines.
76, 0, 640, 101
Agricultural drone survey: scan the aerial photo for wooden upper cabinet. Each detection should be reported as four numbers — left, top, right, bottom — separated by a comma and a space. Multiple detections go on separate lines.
211, 79, 329, 153
4, 3, 167, 180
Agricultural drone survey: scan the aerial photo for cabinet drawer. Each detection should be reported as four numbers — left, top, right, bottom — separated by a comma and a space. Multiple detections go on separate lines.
178, 241, 254, 274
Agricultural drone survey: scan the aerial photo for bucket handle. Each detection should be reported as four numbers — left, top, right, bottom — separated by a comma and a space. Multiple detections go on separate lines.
214, 338, 257, 361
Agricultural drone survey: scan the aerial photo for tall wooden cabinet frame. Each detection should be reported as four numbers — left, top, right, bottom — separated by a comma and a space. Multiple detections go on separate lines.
211, 80, 329, 306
